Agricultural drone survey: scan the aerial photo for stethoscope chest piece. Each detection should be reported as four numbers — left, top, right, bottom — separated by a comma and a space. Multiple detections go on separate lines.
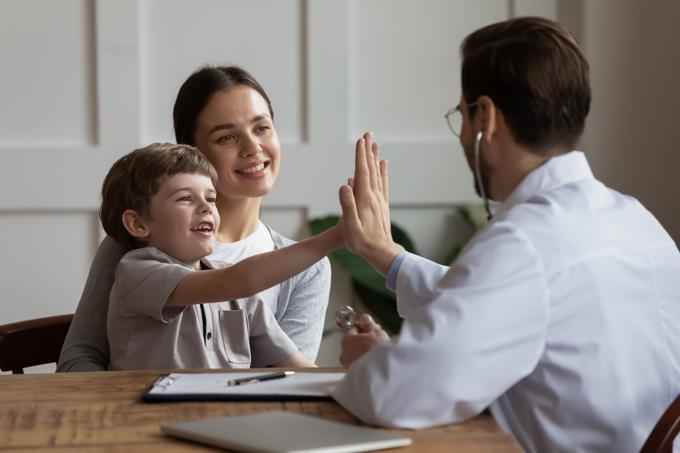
334, 305, 358, 330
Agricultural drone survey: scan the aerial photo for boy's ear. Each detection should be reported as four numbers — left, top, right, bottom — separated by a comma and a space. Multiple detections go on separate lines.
121, 209, 151, 241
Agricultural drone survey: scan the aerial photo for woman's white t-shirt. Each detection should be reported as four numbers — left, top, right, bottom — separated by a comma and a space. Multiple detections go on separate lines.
207, 221, 281, 314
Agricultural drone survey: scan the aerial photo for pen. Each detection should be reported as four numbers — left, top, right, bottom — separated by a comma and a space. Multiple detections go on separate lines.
227, 371, 295, 386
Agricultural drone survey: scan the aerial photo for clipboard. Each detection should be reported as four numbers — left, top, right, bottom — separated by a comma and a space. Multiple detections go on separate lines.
142, 371, 345, 403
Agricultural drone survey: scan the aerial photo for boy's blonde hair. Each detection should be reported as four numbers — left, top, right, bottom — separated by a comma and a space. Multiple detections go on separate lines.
100, 143, 218, 251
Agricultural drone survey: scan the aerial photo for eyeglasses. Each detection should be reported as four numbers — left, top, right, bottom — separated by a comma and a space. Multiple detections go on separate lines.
444, 102, 478, 137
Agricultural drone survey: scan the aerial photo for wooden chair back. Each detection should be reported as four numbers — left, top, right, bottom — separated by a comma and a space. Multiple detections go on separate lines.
641, 394, 680, 453
0, 314, 73, 374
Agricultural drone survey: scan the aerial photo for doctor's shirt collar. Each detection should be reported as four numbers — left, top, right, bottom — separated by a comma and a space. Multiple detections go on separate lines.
496, 150, 594, 216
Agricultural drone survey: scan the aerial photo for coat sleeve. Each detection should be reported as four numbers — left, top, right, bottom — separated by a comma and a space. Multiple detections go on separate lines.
331, 221, 549, 428
389, 252, 450, 318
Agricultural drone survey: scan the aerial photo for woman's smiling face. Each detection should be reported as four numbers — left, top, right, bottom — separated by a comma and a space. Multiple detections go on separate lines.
193, 86, 281, 202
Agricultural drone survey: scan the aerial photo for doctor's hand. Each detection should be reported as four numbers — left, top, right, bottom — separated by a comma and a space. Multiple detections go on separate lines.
339, 314, 390, 368
339, 132, 404, 276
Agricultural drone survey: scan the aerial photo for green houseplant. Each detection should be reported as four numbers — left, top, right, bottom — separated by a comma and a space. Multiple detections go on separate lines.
309, 204, 488, 334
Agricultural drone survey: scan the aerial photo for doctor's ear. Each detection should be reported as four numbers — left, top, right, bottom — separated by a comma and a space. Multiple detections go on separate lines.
121, 209, 150, 240
476, 96, 499, 141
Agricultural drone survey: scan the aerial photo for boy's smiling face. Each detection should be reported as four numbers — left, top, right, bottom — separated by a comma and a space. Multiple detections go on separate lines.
142, 172, 220, 268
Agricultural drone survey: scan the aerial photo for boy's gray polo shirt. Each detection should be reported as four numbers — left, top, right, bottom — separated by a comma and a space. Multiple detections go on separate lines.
57, 227, 331, 372
107, 247, 298, 371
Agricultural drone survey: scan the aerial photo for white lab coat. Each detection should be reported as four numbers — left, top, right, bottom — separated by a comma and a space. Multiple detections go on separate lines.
332, 151, 680, 452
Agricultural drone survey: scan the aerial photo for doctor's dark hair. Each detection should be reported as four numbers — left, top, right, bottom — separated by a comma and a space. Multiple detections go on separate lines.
173, 65, 274, 146
100, 143, 218, 251
461, 17, 590, 154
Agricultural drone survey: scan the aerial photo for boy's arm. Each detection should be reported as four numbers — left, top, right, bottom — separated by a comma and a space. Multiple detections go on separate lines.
166, 226, 343, 307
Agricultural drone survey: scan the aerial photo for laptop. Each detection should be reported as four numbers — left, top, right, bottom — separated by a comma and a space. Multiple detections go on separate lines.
161, 410, 412, 452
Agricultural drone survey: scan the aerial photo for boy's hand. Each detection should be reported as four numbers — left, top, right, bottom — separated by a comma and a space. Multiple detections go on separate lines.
339, 314, 389, 367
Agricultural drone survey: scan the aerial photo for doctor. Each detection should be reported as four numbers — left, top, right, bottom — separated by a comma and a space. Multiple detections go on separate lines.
332, 17, 680, 452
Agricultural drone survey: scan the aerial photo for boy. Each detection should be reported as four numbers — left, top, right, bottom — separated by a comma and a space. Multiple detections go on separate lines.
101, 143, 341, 370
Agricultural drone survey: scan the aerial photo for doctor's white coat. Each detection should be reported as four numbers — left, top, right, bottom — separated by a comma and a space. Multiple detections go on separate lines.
332, 151, 680, 453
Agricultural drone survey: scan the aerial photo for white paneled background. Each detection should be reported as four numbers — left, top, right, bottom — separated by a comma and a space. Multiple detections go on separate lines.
0, 0, 560, 371
0, 0, 97, 146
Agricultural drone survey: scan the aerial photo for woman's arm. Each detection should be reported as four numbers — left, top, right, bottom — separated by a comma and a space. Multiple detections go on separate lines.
57, 236, 125, 372
274, 351, 316, 368
165, 227, 342, 307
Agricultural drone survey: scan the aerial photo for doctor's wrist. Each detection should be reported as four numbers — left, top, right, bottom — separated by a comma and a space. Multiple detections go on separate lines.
362, 242, 404, 277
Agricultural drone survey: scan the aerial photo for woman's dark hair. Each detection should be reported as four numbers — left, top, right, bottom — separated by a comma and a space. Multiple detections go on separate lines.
173, 65, 273, 146
461, 17, 591, 154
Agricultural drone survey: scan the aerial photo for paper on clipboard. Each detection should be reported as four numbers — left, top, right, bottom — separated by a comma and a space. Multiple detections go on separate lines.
142, 371, 345, 402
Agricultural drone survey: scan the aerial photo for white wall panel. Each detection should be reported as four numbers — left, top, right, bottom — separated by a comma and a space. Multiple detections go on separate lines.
0, 145, 119, 210
306, 1, 351, 142
139, 0, 305, 144
0, 212, 98, 323
1, 0, 670, 372
5, 0, 601, 370
96, 0, 142, 146
512, 0, 557, 19
0, 0, 96, 145
260, 207, 307, 240
349, 0, 507, 142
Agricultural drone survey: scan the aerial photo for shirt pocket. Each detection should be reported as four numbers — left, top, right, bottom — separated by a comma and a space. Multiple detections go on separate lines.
218, 309, 251, 365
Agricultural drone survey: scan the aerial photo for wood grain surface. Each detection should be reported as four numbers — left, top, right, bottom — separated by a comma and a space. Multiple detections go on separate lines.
0, 369, 520, 452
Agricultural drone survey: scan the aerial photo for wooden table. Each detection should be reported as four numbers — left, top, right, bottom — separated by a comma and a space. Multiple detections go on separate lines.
0, 369, 520, 452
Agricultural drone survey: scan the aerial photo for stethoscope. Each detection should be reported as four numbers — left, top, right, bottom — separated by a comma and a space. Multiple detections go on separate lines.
474, 130, 493, 221
334, 305, 359, 330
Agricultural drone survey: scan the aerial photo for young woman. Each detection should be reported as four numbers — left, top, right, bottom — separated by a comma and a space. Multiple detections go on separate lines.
58, 66, 331, 371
